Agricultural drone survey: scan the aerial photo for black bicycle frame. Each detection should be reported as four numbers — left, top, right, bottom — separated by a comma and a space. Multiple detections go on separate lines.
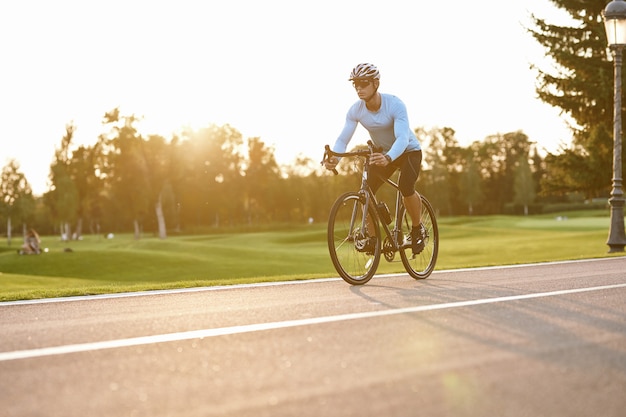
360, 158, 406, 251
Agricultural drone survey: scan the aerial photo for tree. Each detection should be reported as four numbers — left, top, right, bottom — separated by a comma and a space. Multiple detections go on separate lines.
513, 156, 537, 215
281, 155, 333, 223
98, 109, 151, 239
418, 127, 459, 215
529, 0, 619, 196
142, 134, 175, 239
177, 124, 244, 228
68, 144, 105, 237
45, 123, 79, 240
0, 160, 34, 245
460, 151, 483, 216
472, 131, 532, 214
243, 137, 281, 223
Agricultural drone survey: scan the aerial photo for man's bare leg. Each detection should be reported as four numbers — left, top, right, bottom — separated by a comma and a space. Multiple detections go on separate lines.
403, 191, 422, 227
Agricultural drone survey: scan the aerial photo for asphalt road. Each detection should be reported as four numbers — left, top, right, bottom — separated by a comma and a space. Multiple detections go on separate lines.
1, 258, 625, 417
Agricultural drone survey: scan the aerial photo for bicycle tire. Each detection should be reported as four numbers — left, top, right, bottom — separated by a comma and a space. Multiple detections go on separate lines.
399, 195, 439, 279
327, 192, 381, 285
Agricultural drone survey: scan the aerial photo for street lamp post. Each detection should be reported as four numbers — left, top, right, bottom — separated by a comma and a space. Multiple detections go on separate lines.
603, 0, 626, 252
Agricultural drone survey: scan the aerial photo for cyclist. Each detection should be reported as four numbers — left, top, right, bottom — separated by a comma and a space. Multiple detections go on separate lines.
324, 63, 426, 254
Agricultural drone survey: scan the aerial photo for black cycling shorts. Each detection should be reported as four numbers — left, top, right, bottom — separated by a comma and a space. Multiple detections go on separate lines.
369, 150, 422, 197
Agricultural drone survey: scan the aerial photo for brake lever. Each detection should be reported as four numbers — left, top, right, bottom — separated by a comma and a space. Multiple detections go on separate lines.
367, 140, 383, 154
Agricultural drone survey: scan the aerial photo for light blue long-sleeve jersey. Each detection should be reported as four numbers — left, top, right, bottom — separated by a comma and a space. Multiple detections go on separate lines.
333, 93, 421, 161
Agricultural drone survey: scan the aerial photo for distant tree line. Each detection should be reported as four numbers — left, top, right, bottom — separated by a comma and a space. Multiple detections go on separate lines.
0, 107, 613, 242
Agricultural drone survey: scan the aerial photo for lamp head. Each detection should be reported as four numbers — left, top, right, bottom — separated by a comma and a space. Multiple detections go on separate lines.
604, 0, 626, 46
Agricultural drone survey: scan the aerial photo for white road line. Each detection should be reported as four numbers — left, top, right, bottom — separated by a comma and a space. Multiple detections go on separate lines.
1, 282, 625, 363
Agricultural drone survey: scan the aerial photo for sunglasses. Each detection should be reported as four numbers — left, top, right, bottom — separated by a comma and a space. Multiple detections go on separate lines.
352, 80, 372, 89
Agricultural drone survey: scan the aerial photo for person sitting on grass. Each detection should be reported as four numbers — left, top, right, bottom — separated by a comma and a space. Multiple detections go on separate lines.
19, 229, 41, 255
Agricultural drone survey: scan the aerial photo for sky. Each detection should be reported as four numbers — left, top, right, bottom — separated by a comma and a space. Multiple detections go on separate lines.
0, 0, 577, 196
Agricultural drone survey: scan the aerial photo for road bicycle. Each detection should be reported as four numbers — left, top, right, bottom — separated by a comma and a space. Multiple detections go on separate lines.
321, 142, 439, 285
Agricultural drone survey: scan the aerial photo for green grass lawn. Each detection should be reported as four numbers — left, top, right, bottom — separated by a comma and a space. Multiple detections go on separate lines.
0, 210, 623, 301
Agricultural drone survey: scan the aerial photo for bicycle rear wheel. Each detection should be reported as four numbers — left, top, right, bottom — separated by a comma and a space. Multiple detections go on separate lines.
399, 195, 438, 279
327, 192, 381, 285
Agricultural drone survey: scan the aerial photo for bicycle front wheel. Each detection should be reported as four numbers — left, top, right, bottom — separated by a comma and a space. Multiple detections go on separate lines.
399, 195, 439, 279
327, 192, 381, 285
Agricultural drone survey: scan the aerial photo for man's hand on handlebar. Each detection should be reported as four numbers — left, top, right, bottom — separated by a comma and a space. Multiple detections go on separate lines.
324, 156, 339, 171
370, 152, 390, 167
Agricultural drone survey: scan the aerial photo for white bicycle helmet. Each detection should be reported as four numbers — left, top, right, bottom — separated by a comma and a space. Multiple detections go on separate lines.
349, 63, 380, 80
